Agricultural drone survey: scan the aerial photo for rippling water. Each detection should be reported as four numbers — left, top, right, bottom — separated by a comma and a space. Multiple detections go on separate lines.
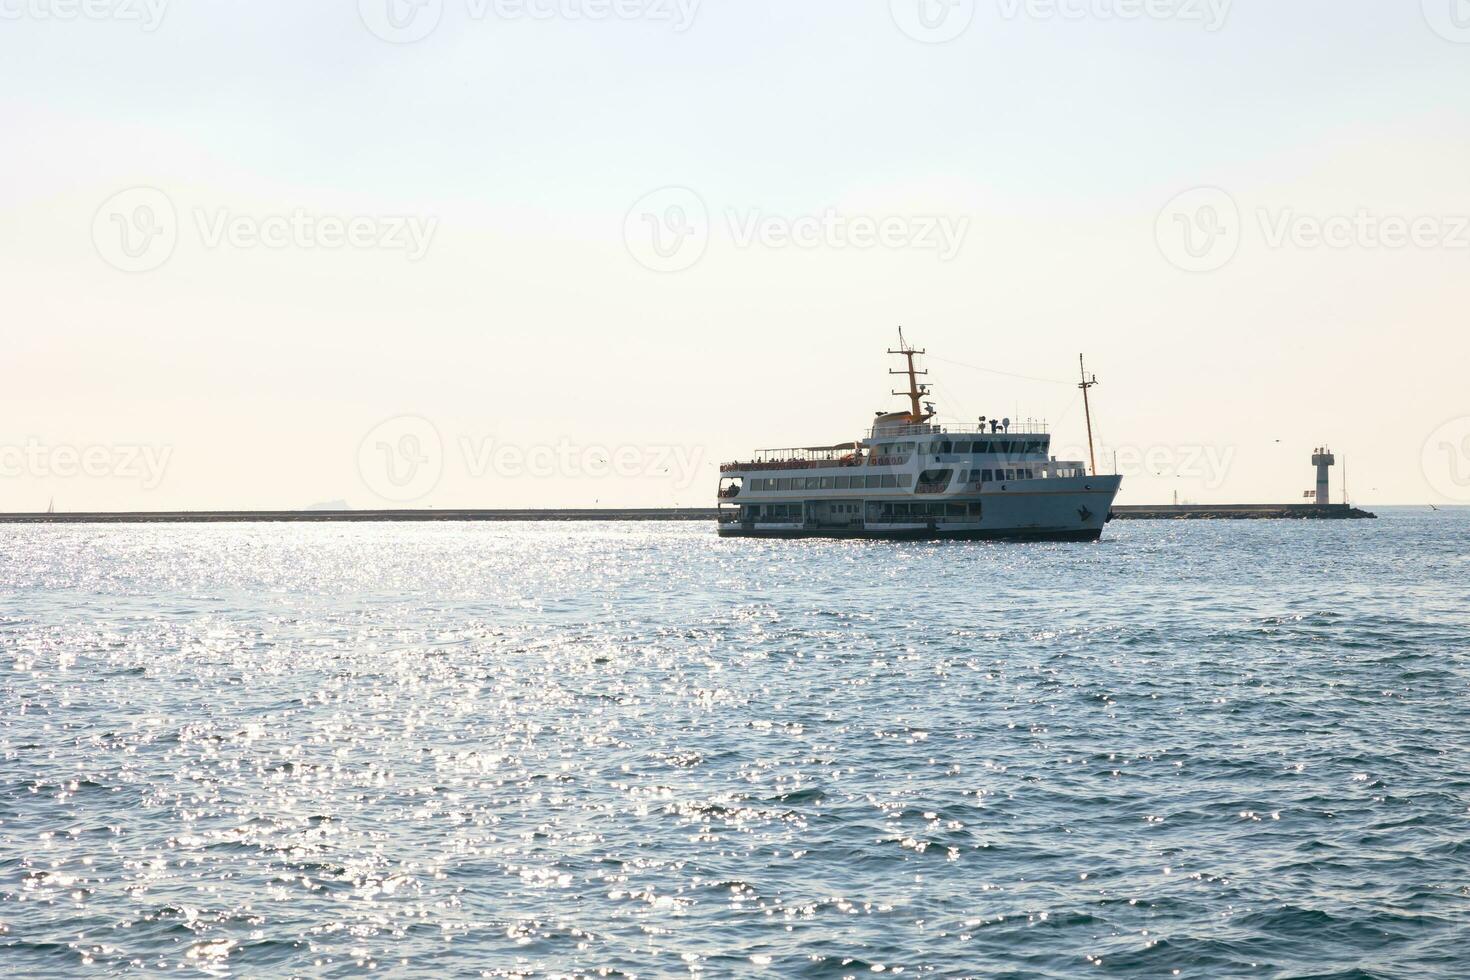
2, 511, 1468, 977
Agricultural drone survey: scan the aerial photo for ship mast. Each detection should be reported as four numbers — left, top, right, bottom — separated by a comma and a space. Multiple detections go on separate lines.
889, 328, 934, 424
1079, 354, 1099, 477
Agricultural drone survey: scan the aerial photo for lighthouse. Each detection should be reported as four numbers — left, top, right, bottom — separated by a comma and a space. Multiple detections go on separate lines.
1311, 448, 1335, 505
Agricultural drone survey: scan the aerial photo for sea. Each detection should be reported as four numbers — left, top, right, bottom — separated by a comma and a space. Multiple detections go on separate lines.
2, 509, 1468, 978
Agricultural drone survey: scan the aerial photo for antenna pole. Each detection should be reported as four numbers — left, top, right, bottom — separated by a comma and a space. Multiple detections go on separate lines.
889, 327, 932, 423
1079, 354, 1099, 477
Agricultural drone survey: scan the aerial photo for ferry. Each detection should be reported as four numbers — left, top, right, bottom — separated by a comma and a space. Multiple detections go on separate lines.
716, 335, 1123, 542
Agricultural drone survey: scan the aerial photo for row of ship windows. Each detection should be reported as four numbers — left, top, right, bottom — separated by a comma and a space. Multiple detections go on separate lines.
740, 502, 984, 520
750, 469, 1047, 491
749, 474, 913, 491
960, 469, 1036, 483
875, 440, 1048, 456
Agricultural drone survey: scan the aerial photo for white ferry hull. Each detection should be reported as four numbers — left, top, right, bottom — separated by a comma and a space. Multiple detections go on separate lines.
719, 477, 1122, 543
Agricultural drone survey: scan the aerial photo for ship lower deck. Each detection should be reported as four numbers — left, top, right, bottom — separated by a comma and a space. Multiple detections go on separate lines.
717, 524, 1103, 542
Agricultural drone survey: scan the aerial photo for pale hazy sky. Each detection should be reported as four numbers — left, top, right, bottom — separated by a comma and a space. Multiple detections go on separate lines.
3, 0, 1468, 510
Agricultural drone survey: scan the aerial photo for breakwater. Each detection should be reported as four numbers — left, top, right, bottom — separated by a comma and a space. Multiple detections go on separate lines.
1110, 504, 1376, 520
0, 509, 723, 525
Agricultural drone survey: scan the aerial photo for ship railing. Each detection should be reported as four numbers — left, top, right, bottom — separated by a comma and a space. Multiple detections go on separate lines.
869, 421, 1048, 440
751, 446, 860, 464
721, 456, 910, 474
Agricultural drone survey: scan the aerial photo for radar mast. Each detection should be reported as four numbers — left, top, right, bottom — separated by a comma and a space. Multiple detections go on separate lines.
889, 328, 934, 424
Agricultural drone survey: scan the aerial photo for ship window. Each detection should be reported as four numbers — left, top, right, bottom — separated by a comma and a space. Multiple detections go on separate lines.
1005, 469, 1016, 481
777, 478, 792, 491
818, 477, 831, 490
968, 502, 982, 517
954, 442, 970, 453
898, 474, 913, 487
881, 474, 898, 488
866, 475, 881, 489
939, 441, 952, 453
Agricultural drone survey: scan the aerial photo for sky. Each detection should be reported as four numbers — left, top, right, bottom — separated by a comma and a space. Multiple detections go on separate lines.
2, 0, 1469, 510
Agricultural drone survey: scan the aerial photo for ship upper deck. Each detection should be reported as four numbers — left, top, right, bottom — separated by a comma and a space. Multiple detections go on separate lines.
721, 423, 1052, 474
